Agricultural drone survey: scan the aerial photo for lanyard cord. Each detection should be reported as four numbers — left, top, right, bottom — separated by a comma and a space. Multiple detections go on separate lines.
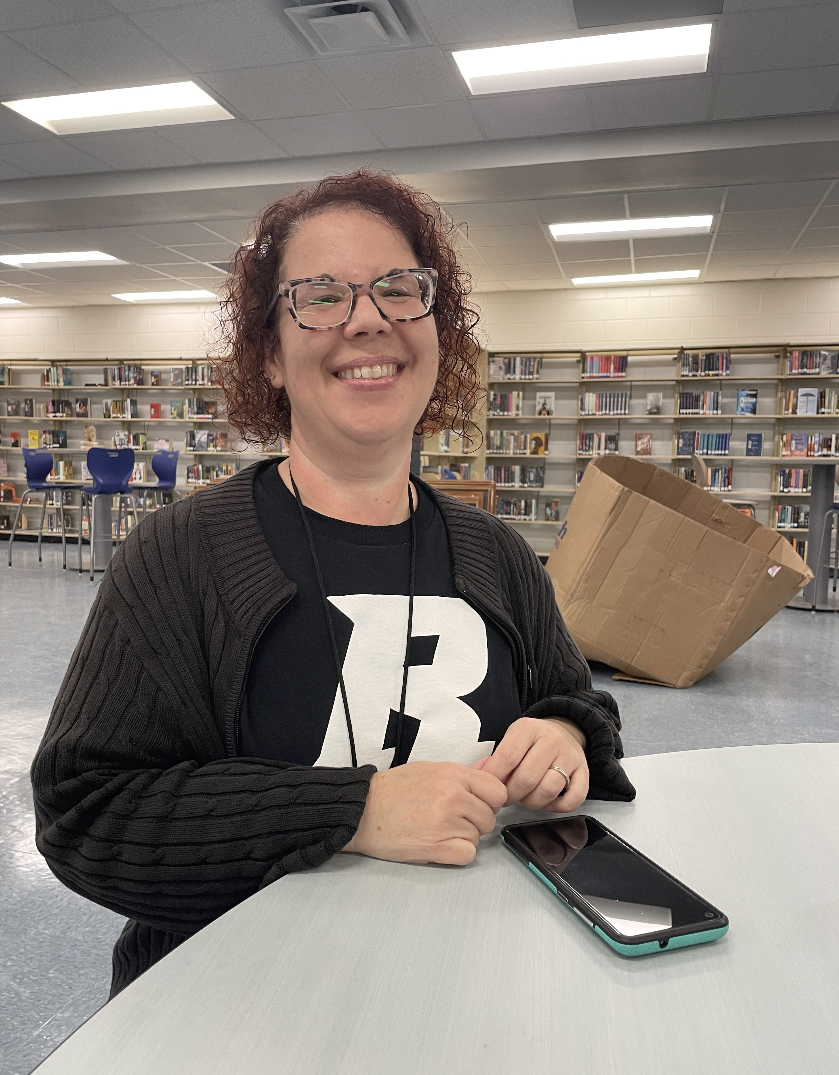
289, 471, 416, 770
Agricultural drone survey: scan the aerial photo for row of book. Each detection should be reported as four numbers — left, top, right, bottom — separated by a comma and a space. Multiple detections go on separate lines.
186, 463, 238, 485
678, 391, 722, 415
582, 354, 627, 379
776, 505, 809, 529
578, 432, 619, 456
488, 391, 524, 416
783, 387, 838, 415
778, 468, 811, 493
184, 430, 229, 452
676, 466, 733, 492
495, 498, 538, 521
487, 430, 549, 456
487, 355, 542, 381
579, 391, 630, 416
484, 464, 545, 488
421, 463, 472, 480
680, 352, 731, 377
675, 431, 732, 456
786, 536, 808, 558
786, 350, 839, 375
781, 433, 839, 457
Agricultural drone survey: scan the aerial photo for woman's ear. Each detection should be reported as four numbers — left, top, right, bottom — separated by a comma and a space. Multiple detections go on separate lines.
263, 347, 284, 392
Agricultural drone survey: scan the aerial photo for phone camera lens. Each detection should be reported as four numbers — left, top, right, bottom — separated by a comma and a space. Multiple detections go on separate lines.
658, 939, 669, 949
704, 912, 715, 919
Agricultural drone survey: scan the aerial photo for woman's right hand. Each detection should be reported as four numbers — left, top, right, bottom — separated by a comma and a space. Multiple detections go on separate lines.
343, 761, 508, 866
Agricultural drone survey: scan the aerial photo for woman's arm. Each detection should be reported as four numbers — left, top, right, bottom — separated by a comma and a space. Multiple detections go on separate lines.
31, 591, 375, 936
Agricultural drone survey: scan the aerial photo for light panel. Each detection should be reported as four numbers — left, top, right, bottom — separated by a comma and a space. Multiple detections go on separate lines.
3, 81, 233, 135
551, 215, 713, 242
0, 296, 24, 305
453, 23, 712, 95
113, 290, 218, 303
0, 251, 124, 268
572, 270, 701, 286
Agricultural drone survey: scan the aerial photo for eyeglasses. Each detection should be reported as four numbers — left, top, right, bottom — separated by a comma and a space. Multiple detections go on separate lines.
267, 268, 438, 330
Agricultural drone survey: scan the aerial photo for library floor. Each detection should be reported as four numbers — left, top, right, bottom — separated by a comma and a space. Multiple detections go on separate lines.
1, 542, 838, 1074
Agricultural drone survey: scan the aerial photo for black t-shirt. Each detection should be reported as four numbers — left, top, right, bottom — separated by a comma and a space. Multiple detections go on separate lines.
242, 463, 521, 769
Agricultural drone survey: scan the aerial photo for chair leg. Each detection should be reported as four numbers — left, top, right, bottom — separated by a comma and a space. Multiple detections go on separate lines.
89, 493, 96, 583
59, 495, 67, 569
78, 493, 86, 574
37, 493, 47, 563
7, 490, 29, 567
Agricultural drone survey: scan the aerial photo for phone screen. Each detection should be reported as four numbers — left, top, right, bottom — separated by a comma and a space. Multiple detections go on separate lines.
512, 816, 720, 937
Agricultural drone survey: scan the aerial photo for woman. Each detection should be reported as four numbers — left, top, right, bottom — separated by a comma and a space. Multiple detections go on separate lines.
32, 170, 634, 997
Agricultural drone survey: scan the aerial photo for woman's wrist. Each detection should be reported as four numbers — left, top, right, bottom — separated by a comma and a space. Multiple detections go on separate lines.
542, 717, 586, 751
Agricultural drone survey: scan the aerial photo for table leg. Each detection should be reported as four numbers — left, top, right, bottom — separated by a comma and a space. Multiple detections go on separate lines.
93, 494, 115, 570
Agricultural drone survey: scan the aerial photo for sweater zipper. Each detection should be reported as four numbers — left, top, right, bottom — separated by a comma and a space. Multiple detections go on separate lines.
453, 574, 530, 710
229, 594, 294, 757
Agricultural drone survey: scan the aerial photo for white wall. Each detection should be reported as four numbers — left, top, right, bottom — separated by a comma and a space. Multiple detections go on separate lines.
473, 277, 839, 351
2, 276, 839, 359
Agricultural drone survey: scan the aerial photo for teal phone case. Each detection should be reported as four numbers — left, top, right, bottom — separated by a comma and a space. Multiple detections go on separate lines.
505, 835, 729, 958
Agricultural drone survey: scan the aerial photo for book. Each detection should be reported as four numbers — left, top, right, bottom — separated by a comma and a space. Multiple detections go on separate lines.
0, 459, 7, 477
819, 351, 839, 375
535, 392, 555, 417
545, 499, 561, 522
102, 400, 111, 419
28, 430, 39, 448
635, 433, 653, 456
736, 389, 758, 415
528, 432, 549, 456
75, 397, 89, 418
676, 430, 696, 456
23, 398, 33, 418
488, 356, 505, 381
170, 398, 184, 420
788, 433, 808, 457
150, 402, 161, 419
0, 366, 6, 386
170, 367, 184, 387
154, 438, 174, 450
151, 370, 162, 387
797, 387, 818, 415
645, 392, 663, 415
6, 399, 19, 417
745, 433, 763, 457
82, 424, 97, 446
131, 462, 147, 483
193, 430, 209, 452
112, 431, 130, 448
10, 431, 20, 447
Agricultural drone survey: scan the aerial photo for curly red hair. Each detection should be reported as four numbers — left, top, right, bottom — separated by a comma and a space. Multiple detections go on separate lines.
212, 169, 482, 446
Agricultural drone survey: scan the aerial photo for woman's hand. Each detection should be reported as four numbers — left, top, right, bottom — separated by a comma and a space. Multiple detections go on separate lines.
343, 761, 508, 866
471, 717, 588, 813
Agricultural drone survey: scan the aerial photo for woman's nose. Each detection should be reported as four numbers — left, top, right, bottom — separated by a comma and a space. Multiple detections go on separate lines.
343, 289, 392, 336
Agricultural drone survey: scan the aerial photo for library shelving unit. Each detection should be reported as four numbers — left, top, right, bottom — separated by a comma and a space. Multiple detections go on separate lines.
462, 345, 839, 558
0, 358, 283, 541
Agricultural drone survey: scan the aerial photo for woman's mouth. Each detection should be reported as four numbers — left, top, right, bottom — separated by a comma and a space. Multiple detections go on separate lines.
336, 362, 399, 381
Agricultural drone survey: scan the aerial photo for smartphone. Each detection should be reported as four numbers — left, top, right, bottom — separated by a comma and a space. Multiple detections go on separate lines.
501, 815, 729, 957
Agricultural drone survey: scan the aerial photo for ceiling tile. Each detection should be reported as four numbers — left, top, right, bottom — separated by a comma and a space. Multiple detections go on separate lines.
631, 236, 712, 257
8, 16, 187, 83
713, 229, 800, 251
414, 0, 576, 45
560, 259, 633, 277
709, 249, 787, 265
315, 47, 465, 110
459, 224, 546, 247
29, 264, 150, 283
783, 246, 839, 263
202, 62, 348, 120
108, 0, 212, 10
128, 0, 306, 71
0, 139, 106, 176
793, 227, 839, 248
631, 255, 706, 272
725, 180, 833, 212
811, 204, 839, 227
549, 239, 631, 261
589, 75, 714, 130
167, 243, 236, 261
713, 65, 839, 120
478, 244, 556, 266
131, 222, 221, 244
0, 1, 113, 31
0, 32, 77, 98
256, 112, 381, 156
440, 202, 541, 227
65, 130, 200, 170
718, 208, 812, 233
715, 5, 839, 73
0, 105, 54, 145
470, 87, 591, 140
110, 247, 199, 265
161, 120, 285, 163
0, 158, 26, 179
490, 264, 564, 281
532, 195, 628, 224
627, 188, 726, 216
195, 218, 257, 243
360, 102, 483, 149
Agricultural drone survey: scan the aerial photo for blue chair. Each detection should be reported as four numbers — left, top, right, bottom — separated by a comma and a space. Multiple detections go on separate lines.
8, 449, 85, 569
131, 451, 179, 516
80, 448, 137, 581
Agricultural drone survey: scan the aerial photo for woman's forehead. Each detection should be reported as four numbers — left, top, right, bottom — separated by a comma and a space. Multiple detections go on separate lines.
282, 207, 417, 279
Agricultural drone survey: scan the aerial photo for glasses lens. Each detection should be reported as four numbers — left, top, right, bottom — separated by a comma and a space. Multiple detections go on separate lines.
372, 271, 433, 320
291, 280, 353, 327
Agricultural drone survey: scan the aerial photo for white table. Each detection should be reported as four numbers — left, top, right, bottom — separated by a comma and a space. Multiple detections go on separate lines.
35, 744, 839, 1075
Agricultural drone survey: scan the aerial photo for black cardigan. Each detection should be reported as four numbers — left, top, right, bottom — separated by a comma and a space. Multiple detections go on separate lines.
31, 462, 635, 994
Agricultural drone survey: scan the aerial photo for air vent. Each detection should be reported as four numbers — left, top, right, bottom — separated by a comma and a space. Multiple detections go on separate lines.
283, 1, 423, 55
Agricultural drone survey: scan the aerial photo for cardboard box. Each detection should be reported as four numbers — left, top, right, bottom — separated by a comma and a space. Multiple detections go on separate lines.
546, 456, 813, 688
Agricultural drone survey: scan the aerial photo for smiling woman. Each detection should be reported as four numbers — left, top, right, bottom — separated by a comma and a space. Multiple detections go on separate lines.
31, 169, 634, 1001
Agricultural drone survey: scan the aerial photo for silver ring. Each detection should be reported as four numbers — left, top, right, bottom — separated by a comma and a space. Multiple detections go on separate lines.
551, 765, 571, 796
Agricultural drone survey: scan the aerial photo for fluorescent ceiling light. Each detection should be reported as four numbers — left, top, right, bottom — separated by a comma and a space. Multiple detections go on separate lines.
572, 270, 701, 286
453, 23, 712, 95
0, 251, 124, 268
0, 296, 24, 305
3, 81, 232, 135
551, 215, 713, 242
113, 290, 218, 303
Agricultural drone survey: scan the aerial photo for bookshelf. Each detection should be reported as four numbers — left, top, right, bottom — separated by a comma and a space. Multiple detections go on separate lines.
429, 345, 839, 557
0, 358, 284, 539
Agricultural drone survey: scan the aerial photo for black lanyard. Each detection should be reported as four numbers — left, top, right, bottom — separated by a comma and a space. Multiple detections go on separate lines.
290, 472, 416, 769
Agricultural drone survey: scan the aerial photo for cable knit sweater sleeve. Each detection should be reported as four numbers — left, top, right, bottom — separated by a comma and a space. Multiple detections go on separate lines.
30, 502, 375, 938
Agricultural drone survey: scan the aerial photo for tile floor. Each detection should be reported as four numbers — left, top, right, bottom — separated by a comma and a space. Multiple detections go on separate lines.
1, 540, 838, 1073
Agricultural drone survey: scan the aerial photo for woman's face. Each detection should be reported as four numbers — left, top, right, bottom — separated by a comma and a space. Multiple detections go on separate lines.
266, 207, 440, 455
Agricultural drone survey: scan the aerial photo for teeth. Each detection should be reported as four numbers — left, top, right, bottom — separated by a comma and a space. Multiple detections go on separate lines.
338, 363, 397, 380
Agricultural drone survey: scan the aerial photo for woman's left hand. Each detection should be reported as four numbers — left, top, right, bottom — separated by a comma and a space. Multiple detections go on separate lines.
470, 717, 589, 813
